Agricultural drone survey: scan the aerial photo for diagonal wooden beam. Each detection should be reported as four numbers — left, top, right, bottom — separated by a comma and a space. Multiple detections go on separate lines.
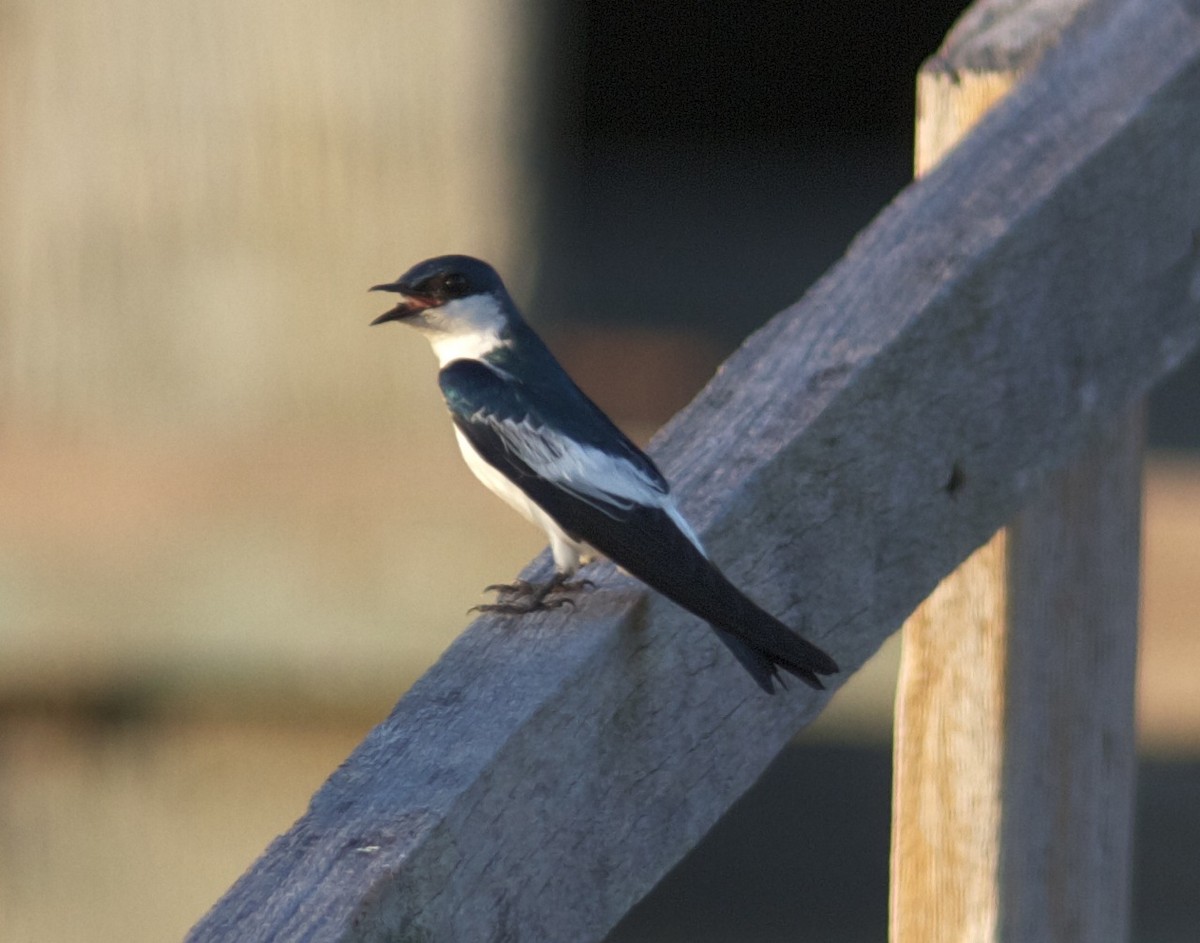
189, 1, 1200, 939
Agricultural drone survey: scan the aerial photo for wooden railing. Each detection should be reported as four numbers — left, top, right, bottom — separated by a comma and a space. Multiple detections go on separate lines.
188, 0, 1200, 940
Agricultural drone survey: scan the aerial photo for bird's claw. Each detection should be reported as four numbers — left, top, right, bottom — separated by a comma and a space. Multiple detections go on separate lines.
470, 574, 593, 616
470, 596, 576, 615
483, 579, 534, 596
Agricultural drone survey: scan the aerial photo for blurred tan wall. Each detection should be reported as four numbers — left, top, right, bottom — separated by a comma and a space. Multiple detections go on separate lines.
0, 5, 551, 936
0, 0, 540, 436
0, 0, 550, 710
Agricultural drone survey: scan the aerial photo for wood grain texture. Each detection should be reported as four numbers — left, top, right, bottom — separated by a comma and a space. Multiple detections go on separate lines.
893, 2, 1141, 941
892, 535, 1010, 940
189, 1, 1200, 940
999, 409, 1142, 941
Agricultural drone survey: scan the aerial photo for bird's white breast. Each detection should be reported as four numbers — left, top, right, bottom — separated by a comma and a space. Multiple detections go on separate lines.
453, 425, 586, 573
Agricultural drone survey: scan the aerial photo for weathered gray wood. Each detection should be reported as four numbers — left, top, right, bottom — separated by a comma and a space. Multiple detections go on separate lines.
999, 408, 1142, 940
924, 0, 1093, 74
892, 2, 1141, 941
189, 1, 1200, 940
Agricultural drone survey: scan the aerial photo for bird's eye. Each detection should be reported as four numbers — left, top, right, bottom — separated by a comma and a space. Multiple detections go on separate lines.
442, 273, 468, 297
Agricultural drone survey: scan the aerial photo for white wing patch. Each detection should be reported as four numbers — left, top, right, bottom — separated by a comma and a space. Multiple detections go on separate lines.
471, 412, 709, 559
486, 415, 667, 512
662, 499, 707, 557
453, 413, 710, 565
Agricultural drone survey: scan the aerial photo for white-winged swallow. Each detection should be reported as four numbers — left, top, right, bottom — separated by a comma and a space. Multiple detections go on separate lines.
371, 255, 838, 693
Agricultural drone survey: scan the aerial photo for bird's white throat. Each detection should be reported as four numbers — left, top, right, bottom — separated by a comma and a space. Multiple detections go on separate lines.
422, 294, 510, 366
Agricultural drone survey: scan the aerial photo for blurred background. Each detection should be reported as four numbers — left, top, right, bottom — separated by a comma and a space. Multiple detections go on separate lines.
1, 2, 1197, 941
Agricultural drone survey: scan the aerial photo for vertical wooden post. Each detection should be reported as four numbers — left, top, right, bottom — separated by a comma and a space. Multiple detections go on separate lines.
890, 3, 1141, 942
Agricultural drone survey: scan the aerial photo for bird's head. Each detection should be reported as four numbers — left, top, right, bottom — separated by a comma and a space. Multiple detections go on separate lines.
370, 255, 509, 325
370, 255, 516, 364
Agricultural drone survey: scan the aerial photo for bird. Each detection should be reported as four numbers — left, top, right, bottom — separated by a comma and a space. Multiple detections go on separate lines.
370, 254, 838, 693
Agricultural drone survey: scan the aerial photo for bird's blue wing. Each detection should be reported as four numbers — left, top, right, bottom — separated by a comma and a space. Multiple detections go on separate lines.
438, 358, 672, 521
441, 358, 716, 610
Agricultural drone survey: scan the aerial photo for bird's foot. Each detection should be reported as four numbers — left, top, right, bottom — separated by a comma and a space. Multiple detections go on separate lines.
471, 588, 575, 614
470, 574, 593, 615
547, 578, 595, 595
482, 579, 535, 597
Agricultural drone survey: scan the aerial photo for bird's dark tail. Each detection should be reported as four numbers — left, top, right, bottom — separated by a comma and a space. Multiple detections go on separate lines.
595, 510, 839, 694
709, 613, 837, 694
509, 478, 838, 693
687, 565, 839, 694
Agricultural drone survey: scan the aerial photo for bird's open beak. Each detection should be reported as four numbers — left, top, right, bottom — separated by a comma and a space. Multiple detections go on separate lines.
369, 280, 434, 325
